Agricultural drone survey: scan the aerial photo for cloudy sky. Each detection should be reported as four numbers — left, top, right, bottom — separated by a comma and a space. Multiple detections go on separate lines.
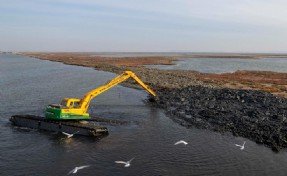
1, 0, 287, 52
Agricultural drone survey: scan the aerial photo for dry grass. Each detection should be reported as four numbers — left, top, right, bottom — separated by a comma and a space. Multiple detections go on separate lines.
19, 52, 287, 98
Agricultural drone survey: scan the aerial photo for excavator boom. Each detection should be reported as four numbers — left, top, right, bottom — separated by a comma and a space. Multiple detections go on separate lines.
45, 71, 156, 120
80, 71, 156, 113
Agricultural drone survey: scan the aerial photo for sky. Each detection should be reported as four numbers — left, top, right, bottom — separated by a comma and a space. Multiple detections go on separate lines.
1, 0, 287, 52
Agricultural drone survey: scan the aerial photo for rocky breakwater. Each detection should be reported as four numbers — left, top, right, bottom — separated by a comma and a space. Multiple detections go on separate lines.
152, 86, 287, 151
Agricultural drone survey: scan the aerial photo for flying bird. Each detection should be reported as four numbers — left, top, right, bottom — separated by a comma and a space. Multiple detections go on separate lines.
174, 140, 188, 145
235, 141, 246, 150
62, 131, 79, 138
68, 165, 90, 174
115, 157, 135, 167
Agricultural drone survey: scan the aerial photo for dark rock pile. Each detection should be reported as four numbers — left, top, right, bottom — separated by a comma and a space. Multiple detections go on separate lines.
152, 86, 287, 151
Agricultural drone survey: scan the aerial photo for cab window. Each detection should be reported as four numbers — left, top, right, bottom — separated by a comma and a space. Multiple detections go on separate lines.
69, 102, 74, 108
74, 101, 80, 108
60, 100, 68, 107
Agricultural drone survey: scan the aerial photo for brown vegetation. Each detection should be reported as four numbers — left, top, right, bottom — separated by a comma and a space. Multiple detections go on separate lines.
20, 52, 178, 66
19, 52, 287, 98
195, 71, 287, 98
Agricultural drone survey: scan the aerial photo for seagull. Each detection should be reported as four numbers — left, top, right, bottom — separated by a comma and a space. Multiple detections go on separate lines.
62, 131, 79, 138
68, 165, 90, 174
115, 157, 135, 167
235, 141, 246, 150
174, 140, 188, 145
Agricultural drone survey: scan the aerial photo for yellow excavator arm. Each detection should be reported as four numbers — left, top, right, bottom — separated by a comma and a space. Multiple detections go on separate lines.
45, 71, 156, 120
79, 71, 156, 113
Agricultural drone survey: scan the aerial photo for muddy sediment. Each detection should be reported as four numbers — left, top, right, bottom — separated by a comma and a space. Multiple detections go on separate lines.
19, 52, 287, 151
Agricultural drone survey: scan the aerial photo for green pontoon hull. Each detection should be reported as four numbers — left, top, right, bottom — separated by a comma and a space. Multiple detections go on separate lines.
45, 107, 90, 120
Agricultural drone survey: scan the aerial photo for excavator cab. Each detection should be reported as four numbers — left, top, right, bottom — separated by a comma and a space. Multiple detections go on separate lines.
45, 98, 88, 120
60, 98, 81, 108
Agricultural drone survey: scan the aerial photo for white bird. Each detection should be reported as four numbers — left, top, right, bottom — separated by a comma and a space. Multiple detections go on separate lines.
115, 157, 135, 167
174, 140, 188, 145
62, 131, 79, 138
235, 141, 246, 150
68, 165, 90, 174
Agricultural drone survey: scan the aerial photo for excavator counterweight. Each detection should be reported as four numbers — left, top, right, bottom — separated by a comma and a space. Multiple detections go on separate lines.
45, 71, 156, 120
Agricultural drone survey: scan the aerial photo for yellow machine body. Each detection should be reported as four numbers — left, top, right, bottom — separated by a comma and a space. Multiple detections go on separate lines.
45, 71, 156, 120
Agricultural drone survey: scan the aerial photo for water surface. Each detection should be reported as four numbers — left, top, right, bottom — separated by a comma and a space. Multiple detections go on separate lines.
148, 58, 287, 73
1, 54, 287, 176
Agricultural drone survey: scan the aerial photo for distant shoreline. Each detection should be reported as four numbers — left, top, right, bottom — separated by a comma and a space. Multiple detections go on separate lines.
18, 51, 287, 59
18, 52, 287, 98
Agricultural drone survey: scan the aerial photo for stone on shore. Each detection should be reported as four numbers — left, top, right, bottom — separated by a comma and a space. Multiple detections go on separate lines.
151, 86, 287, 151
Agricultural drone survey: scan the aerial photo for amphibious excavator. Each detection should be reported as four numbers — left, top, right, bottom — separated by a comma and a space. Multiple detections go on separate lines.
45, 70, 156, 120
10, 71, 156, 136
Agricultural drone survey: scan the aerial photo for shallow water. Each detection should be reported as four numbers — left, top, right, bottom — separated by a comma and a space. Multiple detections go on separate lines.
148, 58, 287, 73
1, 54, 287, 176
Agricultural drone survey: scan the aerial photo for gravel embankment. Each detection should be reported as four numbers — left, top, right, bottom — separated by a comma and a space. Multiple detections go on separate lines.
151, 86, 287, 151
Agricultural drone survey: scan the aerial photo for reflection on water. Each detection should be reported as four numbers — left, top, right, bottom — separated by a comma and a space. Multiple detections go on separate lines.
1, 54, 287, 176
148, 58, 287, 73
